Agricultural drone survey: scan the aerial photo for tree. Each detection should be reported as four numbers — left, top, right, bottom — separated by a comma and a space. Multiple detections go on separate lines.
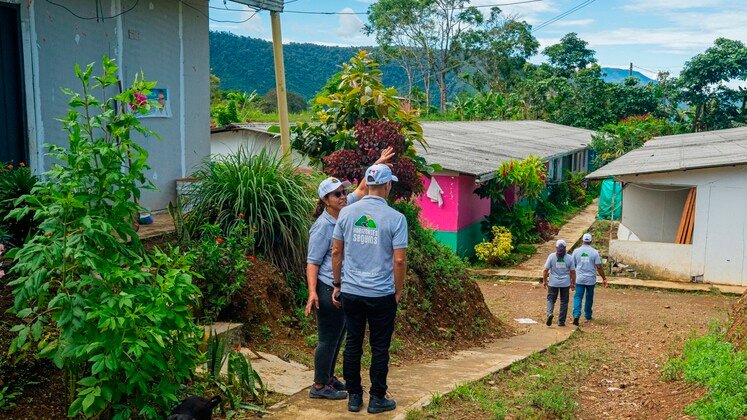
367, 0, 479, 113
543, 32, 597, 75
260, 88, 307, 114
458, 8, 539, 93
678, 38, 747, 131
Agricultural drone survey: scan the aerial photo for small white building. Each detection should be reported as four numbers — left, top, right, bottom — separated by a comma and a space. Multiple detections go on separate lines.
588, 127, 747, 286
211, 123, 309, 167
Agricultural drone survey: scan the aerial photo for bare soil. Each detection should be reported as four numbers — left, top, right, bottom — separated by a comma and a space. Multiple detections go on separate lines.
477, 280, 736, 419
726, 291, 747, 350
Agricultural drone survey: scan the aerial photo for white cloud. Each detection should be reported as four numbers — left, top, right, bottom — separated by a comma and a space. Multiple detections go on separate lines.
209, 11, 266, 37
551, 18, 594, 28
623, 0, 726, 12
337, 7, 365, 37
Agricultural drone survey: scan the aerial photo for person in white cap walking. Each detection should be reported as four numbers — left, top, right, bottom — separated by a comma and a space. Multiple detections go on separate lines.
305, 148, 394, 400
543, 239, 576, 327
571, 233, 607, 326
331, 163, 408, 414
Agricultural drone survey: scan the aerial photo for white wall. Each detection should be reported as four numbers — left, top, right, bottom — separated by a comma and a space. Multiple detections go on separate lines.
211, 130, 310, 168
609, 240, 693, 281
617, 165, 747, 285
7, 0, 210, 211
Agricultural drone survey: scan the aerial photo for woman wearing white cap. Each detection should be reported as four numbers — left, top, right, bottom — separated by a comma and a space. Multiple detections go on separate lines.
304, 147, 394, 400
542, 239, 576, 327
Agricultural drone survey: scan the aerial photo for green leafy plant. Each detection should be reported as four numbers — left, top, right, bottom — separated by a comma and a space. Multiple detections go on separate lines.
6, 57, 202, 419
0, 163, 38, 245
662, 326, 747, 419
474, 226, 514, 265
192, 219, 256, 322
186, 147, 314, 274
292, 51, 425, 164
590, 114, 685, 168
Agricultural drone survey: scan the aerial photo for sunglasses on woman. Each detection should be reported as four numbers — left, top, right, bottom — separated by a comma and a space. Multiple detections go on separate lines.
327, 190, 346, 198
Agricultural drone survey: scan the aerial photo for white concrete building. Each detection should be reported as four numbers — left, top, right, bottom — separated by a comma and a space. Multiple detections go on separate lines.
1, 0, 211, 211
588, 127, 747, 286
210, 123, 310, 167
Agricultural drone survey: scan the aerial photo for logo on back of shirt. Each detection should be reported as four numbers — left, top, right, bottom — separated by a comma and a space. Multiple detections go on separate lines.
354, 215, 377, 229
353, 214, 379, 245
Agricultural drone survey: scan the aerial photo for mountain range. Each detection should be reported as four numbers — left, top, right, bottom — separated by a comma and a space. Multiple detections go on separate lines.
209, 31, 655, 100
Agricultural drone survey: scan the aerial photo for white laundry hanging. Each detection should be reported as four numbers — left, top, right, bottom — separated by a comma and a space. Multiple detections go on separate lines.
426, 177, 444, 207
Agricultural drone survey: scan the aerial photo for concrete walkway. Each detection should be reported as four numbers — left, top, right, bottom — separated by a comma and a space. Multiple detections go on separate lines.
509, 200, 598, 274
269, 326, 574, 419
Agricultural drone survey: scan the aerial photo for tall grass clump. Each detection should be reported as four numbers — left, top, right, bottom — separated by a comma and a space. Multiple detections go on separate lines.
662, 324, 747, 419
186, 147, 314, 274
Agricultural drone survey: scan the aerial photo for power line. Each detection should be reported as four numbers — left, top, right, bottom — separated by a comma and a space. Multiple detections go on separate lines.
45, 0, 139, 20
532, 0, 597, 32
182, 0, 260, 23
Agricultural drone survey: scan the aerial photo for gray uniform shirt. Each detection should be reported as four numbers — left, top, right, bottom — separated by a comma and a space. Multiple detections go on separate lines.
333, 195, 408, 297
572, 245, 602, 286
306, 193, 358, 287
544, 252, 576, 287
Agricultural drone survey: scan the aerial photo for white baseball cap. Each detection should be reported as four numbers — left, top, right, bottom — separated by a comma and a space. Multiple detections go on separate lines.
556, 239, 567, 248
317, 177, 351, 199
364, 163, 398, 186
582, 233, 592, 243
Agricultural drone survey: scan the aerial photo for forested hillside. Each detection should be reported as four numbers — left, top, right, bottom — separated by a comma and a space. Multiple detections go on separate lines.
209, 31, 650, 99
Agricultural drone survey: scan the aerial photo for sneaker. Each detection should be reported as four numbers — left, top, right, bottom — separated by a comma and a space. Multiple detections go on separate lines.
558, 323, 566, 327
546, 315, 553, 326
572, 318, 580, 326
309, 384, 347, 400
367, 395, 396, 414
348, 393, 363, 412
330, 376, 347, 391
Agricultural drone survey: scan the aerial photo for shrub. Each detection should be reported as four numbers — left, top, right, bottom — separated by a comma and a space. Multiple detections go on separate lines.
0, 163, 38, 245
192, 219, 256, 322
662, 326, 747, 419
323, 120, 423, 201
481, 204, 538, 245
535, 219, 560, 242
590, 114, 685, 168
475, 226, 514, 265
186, 147, 315, 274
7, 57, 201, 418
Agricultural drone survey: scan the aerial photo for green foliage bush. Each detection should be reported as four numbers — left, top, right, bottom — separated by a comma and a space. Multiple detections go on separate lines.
192, 219, 256, 322
474, 226, 513, 265
7, 57, 202, 418
0, 164, 38, 245
663, 326, 747, 419
186, 147, 315, 274
591, 114, 685, 168
391, 201, 467, 292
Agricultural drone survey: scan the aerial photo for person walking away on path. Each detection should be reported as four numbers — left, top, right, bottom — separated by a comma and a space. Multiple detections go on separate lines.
571, 233, 607, 326
305, 149, 395, 400
331, 163, 408, 414
543, 239, 576, 327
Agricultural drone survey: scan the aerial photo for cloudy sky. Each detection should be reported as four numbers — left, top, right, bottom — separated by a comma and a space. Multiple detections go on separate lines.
208, 0, 747, 78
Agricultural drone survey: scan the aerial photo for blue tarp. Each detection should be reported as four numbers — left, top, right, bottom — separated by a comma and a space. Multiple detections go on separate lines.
598, 178, 622, 221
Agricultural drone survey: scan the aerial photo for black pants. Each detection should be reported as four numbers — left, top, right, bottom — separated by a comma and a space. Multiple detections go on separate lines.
547, 286, 570, 325
341, 293, 397, 398
314, 282, 346, 385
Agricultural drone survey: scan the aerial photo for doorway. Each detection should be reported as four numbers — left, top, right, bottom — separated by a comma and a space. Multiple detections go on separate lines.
0, 2, 28, 165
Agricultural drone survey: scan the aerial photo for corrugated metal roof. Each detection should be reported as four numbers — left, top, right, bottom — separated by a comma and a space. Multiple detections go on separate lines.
211, 123, 275, 135
416, 121, 593, 179
587, 126, 747, 179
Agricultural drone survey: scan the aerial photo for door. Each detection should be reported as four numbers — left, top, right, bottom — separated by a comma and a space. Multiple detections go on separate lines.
704, 187, 746, 285
0, 3, 28, 165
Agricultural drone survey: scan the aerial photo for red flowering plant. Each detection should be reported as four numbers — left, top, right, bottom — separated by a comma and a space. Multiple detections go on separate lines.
323, 120, 424, 201
192, 218, 256, 322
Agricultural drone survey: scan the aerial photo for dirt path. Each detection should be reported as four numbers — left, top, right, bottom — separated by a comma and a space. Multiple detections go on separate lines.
473, 280, 737, 419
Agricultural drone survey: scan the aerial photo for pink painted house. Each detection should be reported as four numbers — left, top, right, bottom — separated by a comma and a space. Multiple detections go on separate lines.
415, 121, 594, 256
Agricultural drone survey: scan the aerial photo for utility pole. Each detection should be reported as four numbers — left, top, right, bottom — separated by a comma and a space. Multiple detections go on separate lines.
629, 62, 633, 77
270, 11, 291, 158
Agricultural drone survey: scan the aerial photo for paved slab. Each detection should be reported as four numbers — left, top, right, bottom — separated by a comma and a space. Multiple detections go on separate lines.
607, 277, 745, 296
268, 326, 575, 419
241, 350, 313, 396
137, 212, 175, 240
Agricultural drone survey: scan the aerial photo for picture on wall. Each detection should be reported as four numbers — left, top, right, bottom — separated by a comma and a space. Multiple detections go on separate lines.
139, 88, 172, 118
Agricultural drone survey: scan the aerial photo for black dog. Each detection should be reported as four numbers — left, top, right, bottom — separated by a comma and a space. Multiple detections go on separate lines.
167, 395, 222, 420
